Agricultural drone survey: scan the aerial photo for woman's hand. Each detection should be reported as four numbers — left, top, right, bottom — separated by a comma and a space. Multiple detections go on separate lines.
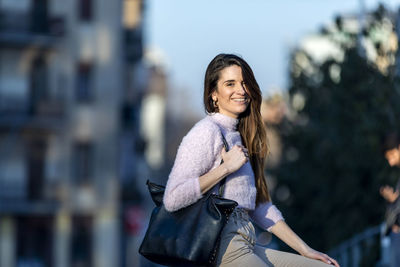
380, 185, 399, 203
270, 221, 340, 267
198, 145, 248, 194
221, 145, 248, 174
302, 247, 340, 267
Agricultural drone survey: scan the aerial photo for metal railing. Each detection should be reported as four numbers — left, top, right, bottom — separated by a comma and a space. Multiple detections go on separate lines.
329, 223, 391, 267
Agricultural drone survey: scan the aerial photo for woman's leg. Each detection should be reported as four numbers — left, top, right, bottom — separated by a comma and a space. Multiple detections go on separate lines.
253, 246, 332, 267
217, 209, 272, 267
217, 210, 331, 267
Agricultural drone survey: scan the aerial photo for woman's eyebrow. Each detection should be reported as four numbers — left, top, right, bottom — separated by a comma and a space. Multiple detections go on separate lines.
223, 79, 236, 83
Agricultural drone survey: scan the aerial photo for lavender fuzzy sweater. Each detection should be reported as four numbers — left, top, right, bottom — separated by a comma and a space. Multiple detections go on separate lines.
163, 113, 284, 231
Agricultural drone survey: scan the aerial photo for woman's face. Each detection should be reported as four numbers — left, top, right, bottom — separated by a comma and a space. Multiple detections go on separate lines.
212, 65, 250, 118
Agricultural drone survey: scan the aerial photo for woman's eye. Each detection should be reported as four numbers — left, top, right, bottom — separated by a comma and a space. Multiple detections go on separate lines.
226, 83, 234, 87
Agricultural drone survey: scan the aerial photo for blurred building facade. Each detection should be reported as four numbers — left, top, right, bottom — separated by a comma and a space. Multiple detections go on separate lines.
0, 0, 152, 266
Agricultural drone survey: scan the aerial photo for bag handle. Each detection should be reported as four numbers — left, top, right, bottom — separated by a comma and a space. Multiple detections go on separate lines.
218, 133, 229, 197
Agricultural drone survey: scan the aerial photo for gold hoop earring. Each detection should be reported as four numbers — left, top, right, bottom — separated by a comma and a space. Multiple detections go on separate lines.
213, 99, 218, 108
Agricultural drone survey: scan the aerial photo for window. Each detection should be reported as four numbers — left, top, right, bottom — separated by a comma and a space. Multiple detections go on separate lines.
0, 140, 27, 199
71, 216, 93, 267
76, 62, 93, 102
31, 0, 49, 33
27, 138, 46, 200
79, 0, 92, 21
17, 216, 53, 267
30, 54, 48, 114
73, 142, 93, 183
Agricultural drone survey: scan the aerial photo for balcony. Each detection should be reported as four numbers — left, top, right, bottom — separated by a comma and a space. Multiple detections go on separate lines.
0, 94, 65, 131
0, 10, 65, 48
0, 176, 61, 215
0, 194, 60, 215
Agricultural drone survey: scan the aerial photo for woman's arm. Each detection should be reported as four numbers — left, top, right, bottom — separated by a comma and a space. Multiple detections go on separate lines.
250, 202, 284, 231
163, 120, 248, 212
270, 221, 339, 267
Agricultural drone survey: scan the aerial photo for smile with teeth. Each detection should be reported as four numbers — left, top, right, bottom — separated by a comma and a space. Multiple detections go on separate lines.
232, 98, 248, 103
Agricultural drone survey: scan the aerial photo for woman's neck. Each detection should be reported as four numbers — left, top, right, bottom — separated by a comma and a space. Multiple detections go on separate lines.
209, 112, 238, 131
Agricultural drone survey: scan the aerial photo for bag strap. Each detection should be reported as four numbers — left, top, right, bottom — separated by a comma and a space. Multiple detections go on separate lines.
218, 133, 229, 197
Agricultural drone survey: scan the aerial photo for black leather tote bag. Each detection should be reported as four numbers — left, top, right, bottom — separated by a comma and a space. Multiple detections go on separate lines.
139, 134, 238, 266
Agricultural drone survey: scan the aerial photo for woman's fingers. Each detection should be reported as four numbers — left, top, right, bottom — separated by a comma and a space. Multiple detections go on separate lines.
222, 145, 248, 161
235, 146, 248, 161
221, 147, 227, 155
220, 145, 249, 173
330, 258, 340, 267
320, 254, 339, 267
239, 146, 249, 161
235, 145, 249, 158
305, 250, 340, 267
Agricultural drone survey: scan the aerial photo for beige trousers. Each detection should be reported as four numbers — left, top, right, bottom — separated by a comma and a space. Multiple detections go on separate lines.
216, 209, 331, 267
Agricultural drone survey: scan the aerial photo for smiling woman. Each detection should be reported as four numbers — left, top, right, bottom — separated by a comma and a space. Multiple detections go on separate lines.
161, 53, 340, 266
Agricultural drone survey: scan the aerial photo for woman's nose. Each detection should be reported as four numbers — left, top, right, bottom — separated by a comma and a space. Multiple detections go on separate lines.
236, 84, 246, 94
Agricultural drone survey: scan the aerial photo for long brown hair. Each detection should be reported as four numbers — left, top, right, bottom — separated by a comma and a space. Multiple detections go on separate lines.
203, 54, 270, 204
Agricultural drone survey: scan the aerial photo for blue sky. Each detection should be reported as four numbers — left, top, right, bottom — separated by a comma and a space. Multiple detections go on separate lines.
144, 0, 400, 116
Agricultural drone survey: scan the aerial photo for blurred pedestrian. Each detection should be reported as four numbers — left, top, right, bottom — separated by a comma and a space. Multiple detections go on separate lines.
163, 54, 339, 266
380, 132, 400, 267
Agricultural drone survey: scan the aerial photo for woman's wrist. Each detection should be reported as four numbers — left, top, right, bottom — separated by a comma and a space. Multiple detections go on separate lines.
299, 244, 312, 256
199, 163, 231, 194
220, 163, 231, 177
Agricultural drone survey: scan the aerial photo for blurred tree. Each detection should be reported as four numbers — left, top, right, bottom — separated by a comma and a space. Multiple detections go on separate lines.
272, 5, 400, 257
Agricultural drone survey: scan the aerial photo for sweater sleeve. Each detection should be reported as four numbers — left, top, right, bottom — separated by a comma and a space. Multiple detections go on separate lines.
163, 121, 222, 212
249, 201, 284, 232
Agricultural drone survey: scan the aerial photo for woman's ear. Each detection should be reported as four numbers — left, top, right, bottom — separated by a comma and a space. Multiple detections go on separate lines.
212, 91, 217, 102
